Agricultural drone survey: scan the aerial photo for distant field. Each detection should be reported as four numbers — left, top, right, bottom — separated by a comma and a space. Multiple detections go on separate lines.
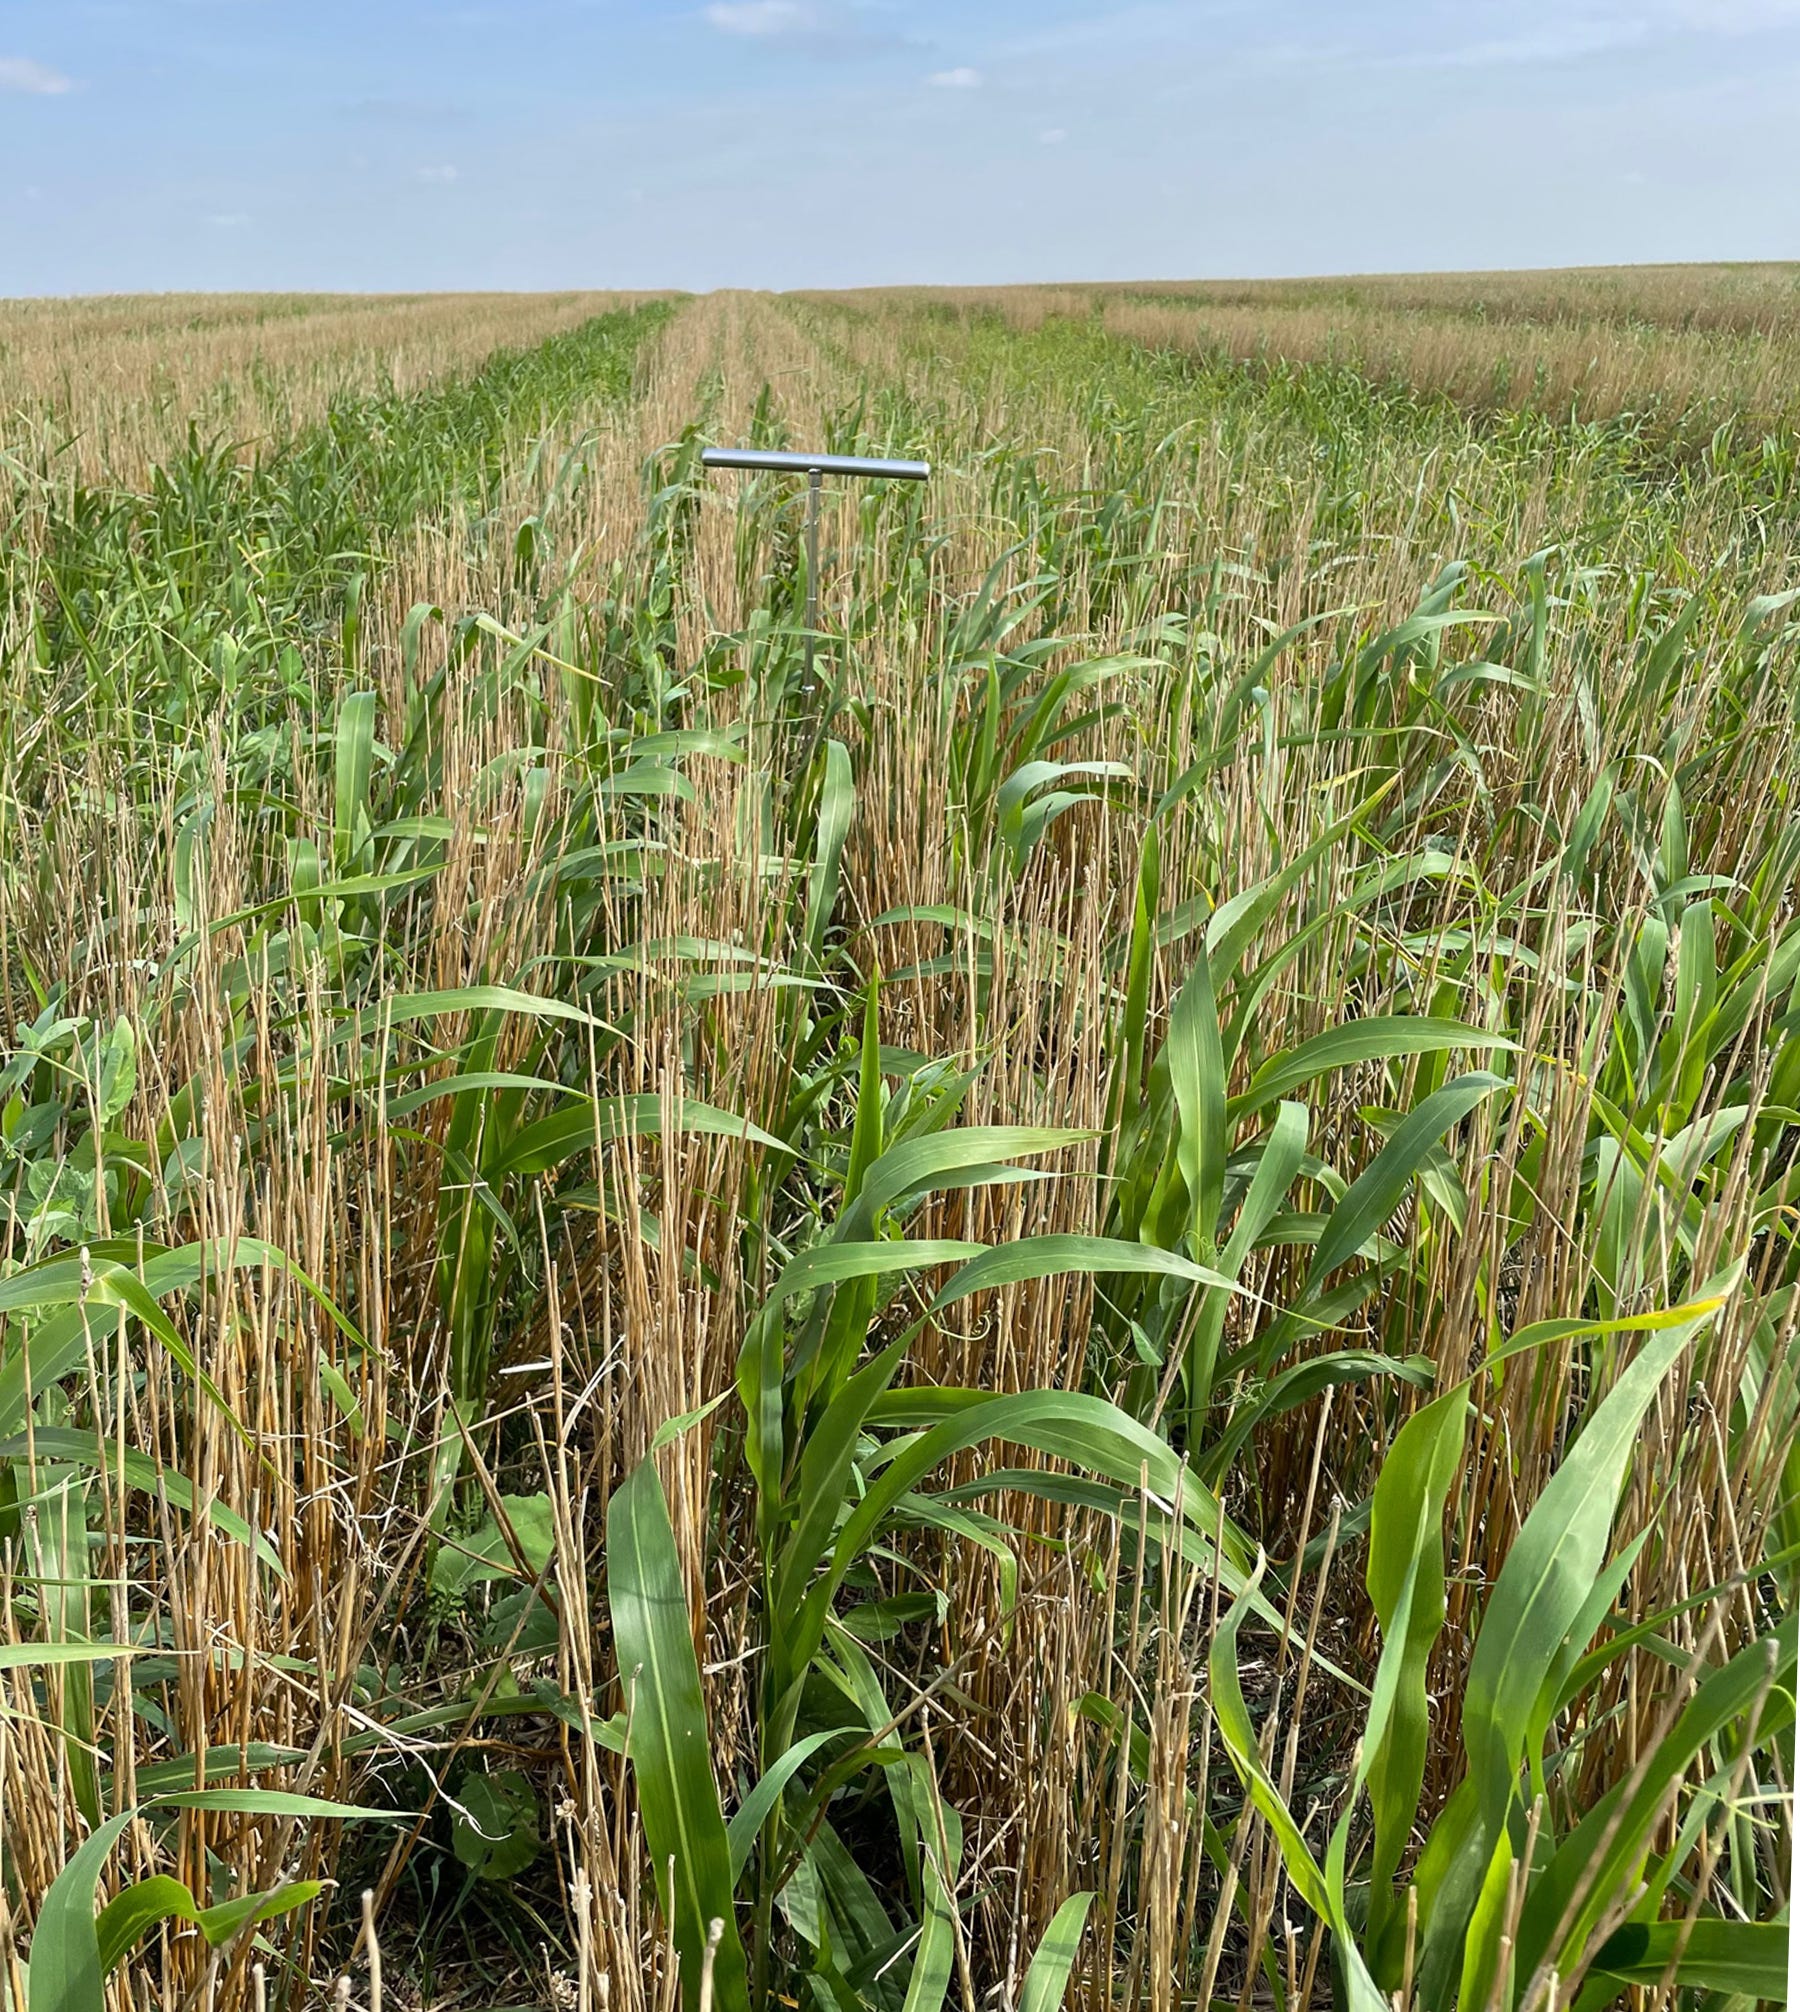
1124, 261, 1800, 334
1, 273, 1797, 2012
862, 261, 1800, 434
0, 289, 654, 490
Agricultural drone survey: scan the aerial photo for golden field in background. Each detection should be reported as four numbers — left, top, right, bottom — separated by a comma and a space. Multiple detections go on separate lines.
0, 290, 655, 487
839, 261, 1800, 432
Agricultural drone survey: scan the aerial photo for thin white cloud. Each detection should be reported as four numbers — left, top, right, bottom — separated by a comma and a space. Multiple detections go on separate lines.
1381, 0, 1800, 72
1392, 16, 1650, 68
701, 1, 908, 51
705, 1, 815, 34
1039, 126, 1069, 144
0, 56, 73, 95
928, 65, 983, 87
998, 5, 1213, 59
416, 164, 460, 184
207, 212, 252, 228
1669, 0, 1800, 25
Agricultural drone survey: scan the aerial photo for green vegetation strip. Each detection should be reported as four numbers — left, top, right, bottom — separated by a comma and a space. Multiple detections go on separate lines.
2, 300, 672, 762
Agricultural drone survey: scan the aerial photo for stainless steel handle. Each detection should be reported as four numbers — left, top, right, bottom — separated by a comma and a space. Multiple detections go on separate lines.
700, 447, 930, 481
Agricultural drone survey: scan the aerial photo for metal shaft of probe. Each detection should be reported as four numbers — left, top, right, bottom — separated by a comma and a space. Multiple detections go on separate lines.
805, 466, 821, 694
697, 446, 930, 700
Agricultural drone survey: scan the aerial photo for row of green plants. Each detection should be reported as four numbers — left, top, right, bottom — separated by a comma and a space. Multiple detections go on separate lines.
0, 304, 679, 2005
593, 302, 1800, 2007
3, 298, 671, 769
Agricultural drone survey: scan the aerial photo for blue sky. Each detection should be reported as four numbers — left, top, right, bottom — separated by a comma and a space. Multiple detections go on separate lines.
1, 1, 1796, 293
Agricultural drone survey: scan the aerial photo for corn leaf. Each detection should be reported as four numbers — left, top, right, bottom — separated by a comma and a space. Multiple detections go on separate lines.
1592, 1918, 1788, 1998
1306, 1073, 1506, 1290
25, 1811, 133, 2012
1019, 1892, 1095, 2012
97, 1876, 322, 1976
606, 1457, 751, 2012
1227, 1016, 1515, 1122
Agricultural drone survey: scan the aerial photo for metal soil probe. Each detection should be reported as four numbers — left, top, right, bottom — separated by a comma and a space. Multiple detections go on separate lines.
700, 446, 931, 692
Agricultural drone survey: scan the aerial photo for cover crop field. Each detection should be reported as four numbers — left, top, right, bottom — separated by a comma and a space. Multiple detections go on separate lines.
2, 272, 1798, 2012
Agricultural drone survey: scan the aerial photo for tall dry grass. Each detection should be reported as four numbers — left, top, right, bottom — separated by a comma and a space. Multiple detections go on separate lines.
0, 290, 664, 490
854, 267, 1800, 435
1126, 262, 1800, 338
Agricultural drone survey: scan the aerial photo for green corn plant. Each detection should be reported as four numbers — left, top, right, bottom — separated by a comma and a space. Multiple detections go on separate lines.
938, 624, 1146, 880
420, 1002, 781, 1416
0, 1006, 145, 1259
608, 1448, 1103, 2012
1210, 1264, 1793, 2010
8, 1783, 398, 2012
1100, 803, 1516, 1463
606, 993, 1273, 2012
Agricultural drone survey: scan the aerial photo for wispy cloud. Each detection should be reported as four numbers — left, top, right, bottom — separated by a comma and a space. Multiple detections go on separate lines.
0, 55, 73, 95
1389, 15, 1650, 68
705, 0, 813, 33
1668, 0, 1800, 27
1040, 126, 1069, 143
416, 164, 460, 184
701, 1, 910, 54
997, 5, 1218, 60
928, 65, 982, 88
1381, 0, 1800, 71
